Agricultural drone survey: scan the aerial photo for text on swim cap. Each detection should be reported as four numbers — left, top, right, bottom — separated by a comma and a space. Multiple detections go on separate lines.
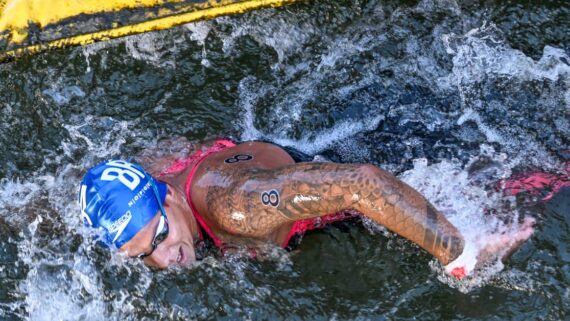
101, 160, 145, 191
108, 210, 133, 243
79, 184, 93, 226
128, 181, 152, 208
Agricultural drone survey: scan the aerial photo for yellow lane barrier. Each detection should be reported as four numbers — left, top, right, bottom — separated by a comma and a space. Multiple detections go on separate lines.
0, 0, 302, 63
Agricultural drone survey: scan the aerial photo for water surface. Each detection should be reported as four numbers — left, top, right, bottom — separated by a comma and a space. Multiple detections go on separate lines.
0, 0, 569, 320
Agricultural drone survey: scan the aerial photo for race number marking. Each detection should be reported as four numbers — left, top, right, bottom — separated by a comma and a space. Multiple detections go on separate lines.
101, 160, 145, 191
261, 189, 280, 207
224, 154, 253, 164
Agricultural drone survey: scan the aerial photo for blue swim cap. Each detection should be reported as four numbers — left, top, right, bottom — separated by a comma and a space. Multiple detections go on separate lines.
78, 160, 167, 248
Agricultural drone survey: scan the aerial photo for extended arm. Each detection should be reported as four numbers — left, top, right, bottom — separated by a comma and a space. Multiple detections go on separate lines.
206, 163, 464, 265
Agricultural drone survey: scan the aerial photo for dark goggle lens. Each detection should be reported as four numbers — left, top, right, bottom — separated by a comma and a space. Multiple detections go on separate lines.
138, 215, 169, 259
152, 224, 169, 246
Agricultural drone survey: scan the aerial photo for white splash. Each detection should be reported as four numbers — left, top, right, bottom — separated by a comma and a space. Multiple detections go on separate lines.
399, 149, 534, 290
184, 21, 213, 46
0, 178, 42, 212
442, 23, 569, 168
238, 74, 384, 155
457, 108, 503, 143
62, 116, 132, 161
124, 32, 176, 68
443, 24, 570, 85
217, 10, 315, 65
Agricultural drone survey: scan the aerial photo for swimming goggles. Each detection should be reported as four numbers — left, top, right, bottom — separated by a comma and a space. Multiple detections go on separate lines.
137, 176, 169, 259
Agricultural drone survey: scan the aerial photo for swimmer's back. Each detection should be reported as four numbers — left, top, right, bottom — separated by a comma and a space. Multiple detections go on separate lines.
195, 141, 295, 175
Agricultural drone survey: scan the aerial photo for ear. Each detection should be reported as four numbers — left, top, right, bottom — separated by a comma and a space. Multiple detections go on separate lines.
163, 186, 189, 217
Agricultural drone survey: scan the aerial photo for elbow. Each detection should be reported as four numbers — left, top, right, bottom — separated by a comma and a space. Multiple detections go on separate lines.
357, 164, 382, 176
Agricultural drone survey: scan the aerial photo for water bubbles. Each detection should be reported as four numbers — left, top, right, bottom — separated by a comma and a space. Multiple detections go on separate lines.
42, 86, 86, 106
457, 108, 504, 143
0, 178, 42, 216
216, 10, 316, 66
444, 24, 570, 86
124, 32, 177, 68
184, 21, 213, 46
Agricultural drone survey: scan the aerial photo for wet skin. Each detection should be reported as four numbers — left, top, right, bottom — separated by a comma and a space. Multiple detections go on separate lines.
122, 141, 532, 271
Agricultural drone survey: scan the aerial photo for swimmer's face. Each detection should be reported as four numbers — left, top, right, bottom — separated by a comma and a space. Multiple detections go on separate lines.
120, 188, 197, 268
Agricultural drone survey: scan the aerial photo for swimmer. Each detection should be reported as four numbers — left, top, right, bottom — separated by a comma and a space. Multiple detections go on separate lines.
79, 138, 535, 278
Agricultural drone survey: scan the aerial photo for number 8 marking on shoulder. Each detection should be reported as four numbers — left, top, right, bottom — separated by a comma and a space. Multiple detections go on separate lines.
224, 154, 253, 164
261, 189, 280, 207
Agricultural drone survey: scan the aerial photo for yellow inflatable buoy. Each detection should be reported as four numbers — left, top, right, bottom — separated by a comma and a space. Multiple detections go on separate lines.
0, 0, 301, 63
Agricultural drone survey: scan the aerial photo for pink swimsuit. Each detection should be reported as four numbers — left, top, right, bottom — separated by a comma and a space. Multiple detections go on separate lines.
502, 161, 570, 201
160, 139, 355, 249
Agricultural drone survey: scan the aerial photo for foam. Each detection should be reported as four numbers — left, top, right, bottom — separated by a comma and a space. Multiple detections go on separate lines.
62, 115, 133, 161
399, 148, 535, 287
20, 259, 108, 321
443, 24, 570, 110
80, 37, 123, 72
457, 108, 504, 143
400, 156, 497, 234
43, 85, 86, 106
232, 13, 387, 156
124, 32, 176, 68
238, 74, 383, 154
0, 178, 42, 214
216, 10, 315, 65
184, 21, 213, 46
442, 23, 568, 169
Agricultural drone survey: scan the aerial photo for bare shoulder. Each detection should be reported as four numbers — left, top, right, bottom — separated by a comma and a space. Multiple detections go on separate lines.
189, 141, 296, 236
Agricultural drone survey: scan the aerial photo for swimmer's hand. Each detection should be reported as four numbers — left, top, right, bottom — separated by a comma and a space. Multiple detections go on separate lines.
444, 217, 535, 279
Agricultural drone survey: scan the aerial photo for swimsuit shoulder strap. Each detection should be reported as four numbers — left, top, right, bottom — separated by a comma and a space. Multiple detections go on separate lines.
182, 139, 236, 248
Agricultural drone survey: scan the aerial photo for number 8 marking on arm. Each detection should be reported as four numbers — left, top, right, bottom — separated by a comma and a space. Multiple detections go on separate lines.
261, 189, 279, 207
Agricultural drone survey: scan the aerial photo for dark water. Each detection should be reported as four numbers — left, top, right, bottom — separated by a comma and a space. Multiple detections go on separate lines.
0, 0, 569, 320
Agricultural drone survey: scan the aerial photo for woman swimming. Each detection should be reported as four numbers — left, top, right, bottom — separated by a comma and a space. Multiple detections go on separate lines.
79, 138, 534, 278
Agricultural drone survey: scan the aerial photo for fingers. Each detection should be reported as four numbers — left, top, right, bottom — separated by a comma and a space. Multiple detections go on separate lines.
501, 217, 535, 262
445, 217, 535, 279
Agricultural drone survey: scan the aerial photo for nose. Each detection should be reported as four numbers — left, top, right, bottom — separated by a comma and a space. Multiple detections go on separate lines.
145, 244, 176, 269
